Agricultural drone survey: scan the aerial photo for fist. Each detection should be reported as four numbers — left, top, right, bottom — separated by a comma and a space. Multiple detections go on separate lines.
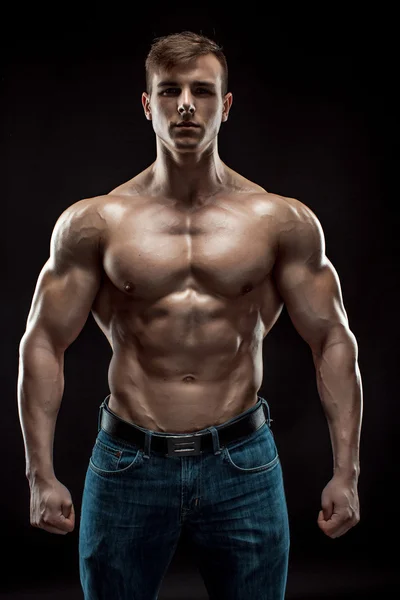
318, 475, 360, 538
30, 477, 75, 535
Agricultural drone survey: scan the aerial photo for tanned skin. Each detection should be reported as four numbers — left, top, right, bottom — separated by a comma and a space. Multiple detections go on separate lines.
18, 54, 362, 538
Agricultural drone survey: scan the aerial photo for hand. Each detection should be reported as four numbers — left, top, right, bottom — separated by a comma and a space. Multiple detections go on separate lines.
317, 474, 360, 538
29, 476, 75, 535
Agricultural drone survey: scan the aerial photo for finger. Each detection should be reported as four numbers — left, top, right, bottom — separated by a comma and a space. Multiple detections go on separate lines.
331, 526, 351, 538
62, 502, 74, 519
320, 523, 345, 538
330, 515, 360, 538
318, 514, 354, 538
60, 503, 75, 530
318, 509, 341, 526
33, 522, 69, 535
43, 525, 69, 535
60, 516, 75, 531
317, 510, 326, 523
37, 512, 74, 533
321, 498, 333, 520
69, 503, 75, 525
318, 519, 335, 536
317, 512, 340, 530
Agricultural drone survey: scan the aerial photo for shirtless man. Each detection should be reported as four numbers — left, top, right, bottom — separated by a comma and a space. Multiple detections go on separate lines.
18, 31, 362, 600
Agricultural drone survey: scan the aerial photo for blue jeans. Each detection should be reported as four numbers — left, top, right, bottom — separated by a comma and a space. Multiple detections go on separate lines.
79, 395, 290, 599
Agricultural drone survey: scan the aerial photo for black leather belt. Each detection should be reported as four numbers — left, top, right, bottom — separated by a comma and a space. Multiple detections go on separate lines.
99, 396, 269, 457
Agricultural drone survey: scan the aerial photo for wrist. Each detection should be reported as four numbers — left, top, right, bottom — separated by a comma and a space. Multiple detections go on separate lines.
333, 464, 360, 482
26, 467, 56, 487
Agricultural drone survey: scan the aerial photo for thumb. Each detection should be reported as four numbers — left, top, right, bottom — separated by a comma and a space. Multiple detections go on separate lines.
321, 496, 333, 521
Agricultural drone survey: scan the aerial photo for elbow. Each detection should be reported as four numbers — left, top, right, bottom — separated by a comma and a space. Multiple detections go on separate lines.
310, 324, 357, 365
19, 331, 64, 361
318, 327, 359, 372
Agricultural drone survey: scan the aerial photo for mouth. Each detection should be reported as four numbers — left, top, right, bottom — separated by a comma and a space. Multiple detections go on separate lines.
175, 121, 200, 128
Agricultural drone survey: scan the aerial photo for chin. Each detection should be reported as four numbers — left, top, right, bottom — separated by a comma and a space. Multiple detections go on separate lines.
173, 141, 202, 152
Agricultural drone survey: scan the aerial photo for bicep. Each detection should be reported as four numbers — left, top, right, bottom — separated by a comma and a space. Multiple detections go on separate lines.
273, 256, 349, 353
23, 260, 102, 353
21, 202, 103, 354
272, 201, 351, 355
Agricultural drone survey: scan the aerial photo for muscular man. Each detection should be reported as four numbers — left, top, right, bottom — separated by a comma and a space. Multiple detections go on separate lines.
18, 31, 362, 600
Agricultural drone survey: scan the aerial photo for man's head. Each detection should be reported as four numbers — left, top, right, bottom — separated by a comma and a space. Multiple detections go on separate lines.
145, 31, 228, 97
142, 31, 233, 153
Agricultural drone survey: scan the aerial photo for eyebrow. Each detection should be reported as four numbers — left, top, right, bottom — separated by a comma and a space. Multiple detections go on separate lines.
157, 80, 216, 88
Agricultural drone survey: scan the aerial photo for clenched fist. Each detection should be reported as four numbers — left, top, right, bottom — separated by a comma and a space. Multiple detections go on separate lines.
29, 477, 75, 535
317, 474, 360, 539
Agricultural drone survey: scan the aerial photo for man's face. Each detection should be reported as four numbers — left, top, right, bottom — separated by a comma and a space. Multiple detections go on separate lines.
142, 54, 232, 153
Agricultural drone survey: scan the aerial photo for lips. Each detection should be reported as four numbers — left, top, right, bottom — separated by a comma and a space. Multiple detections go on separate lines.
176, 121, 200, 127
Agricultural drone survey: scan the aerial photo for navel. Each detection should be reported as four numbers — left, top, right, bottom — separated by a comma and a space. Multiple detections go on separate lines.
182, 375, 196, 383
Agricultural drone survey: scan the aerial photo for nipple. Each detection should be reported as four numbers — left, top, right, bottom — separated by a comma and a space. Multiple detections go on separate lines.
123, 281, 134, 293
242, 283, 254, 295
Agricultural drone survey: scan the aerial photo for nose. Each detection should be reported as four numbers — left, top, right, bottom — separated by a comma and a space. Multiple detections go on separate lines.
177, 89, 195, 115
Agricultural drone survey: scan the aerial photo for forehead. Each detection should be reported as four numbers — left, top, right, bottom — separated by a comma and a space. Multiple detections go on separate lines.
152, 54, 223, 87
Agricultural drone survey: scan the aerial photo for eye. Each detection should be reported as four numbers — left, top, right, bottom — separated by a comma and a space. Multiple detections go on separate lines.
159, 87, 212, 96
160, 88, 179, 95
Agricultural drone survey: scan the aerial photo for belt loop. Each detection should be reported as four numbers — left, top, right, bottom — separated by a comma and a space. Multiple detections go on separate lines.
143, 432, 152, 459
207, 426, 221, 455
98, 401, 105, 432
260, 397, 272, 427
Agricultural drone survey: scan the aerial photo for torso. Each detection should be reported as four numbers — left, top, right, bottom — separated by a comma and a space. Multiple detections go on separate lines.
90, 165, 290, 432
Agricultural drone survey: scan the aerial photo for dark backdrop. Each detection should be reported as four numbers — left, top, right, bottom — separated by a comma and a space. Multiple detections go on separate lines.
2, 8, 397, 599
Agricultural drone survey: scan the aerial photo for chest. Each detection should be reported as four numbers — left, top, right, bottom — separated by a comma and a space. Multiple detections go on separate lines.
102, 201, 278, 300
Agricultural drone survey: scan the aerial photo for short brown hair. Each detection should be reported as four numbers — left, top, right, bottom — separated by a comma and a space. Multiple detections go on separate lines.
145, 30, 228, 97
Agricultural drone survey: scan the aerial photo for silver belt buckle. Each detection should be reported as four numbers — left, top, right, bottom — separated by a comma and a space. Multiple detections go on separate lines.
166, 434, 202, 457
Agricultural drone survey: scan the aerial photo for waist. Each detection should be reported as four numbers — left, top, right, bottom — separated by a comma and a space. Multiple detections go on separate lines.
108, 385, 261, 433
98, 393, 272, 457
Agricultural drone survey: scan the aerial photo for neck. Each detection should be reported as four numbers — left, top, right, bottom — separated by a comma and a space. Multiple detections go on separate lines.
147, 138, 229, 206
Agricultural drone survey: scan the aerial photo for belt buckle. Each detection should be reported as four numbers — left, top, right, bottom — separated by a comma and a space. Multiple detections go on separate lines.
166, 434, 202, 457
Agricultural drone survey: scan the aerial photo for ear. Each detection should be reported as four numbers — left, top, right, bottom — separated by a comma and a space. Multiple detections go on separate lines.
142, 92, 152, 120
222, 92, 233, 123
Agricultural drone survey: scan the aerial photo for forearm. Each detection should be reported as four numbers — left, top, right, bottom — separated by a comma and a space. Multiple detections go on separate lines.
313, 332, 363, 480
17, 338, 65, 484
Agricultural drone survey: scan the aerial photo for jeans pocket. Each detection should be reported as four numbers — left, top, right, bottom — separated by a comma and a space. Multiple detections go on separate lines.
89, 435, 143, 477
222, 423, 279, 473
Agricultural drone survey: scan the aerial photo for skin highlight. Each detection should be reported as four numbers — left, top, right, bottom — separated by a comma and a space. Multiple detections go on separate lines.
18, 49, 362, 544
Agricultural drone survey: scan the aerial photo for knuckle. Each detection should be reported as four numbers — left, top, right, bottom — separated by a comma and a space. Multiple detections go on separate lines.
41, 516, 55, 528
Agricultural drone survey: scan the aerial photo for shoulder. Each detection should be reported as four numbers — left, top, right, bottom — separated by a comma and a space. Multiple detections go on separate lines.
273, 193, 323, 235
259, 193, 326, 263
56, 195, 109, 223
249, 191, 323, 234
51, 195, 110, 255
260, 193, 320, 224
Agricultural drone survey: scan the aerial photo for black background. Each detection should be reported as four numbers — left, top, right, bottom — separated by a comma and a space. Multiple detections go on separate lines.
2, 7, 397, 599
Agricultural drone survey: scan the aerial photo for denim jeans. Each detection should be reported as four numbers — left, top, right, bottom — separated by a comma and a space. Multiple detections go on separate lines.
79, 395, 290, 599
